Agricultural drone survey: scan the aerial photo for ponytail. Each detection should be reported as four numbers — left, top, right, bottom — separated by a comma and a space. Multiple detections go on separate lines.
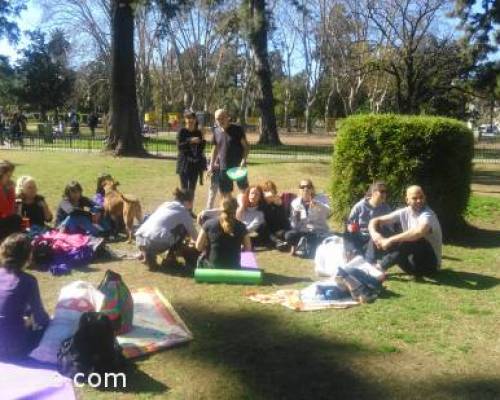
219, 197, 238, 236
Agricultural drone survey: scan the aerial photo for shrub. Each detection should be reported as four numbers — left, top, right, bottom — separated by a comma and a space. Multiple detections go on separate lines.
331, 114, 474, 234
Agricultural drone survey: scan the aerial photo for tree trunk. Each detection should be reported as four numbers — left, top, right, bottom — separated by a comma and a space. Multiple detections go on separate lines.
249, 0, 281, 145
107, 0, 145, 156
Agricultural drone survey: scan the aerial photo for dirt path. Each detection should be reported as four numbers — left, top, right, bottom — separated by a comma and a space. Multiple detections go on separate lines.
472, 164, 500, 197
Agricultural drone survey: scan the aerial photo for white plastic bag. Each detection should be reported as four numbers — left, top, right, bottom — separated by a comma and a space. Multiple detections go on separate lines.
30, 281, 104, 364
314, 235, 346, 277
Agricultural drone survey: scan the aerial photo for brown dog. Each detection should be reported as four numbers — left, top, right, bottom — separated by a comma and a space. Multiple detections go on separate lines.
102, 179, 143, 242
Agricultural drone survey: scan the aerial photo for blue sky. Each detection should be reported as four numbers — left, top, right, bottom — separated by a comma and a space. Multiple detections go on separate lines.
0, 0, 42, 61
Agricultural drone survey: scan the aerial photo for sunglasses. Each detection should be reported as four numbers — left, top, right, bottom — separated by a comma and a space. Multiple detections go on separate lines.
299, 184, 312, 189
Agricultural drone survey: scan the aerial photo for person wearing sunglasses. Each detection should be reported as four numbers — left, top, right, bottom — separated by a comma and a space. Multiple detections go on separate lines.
285, 179, 331, 257
343, 182, 392, 260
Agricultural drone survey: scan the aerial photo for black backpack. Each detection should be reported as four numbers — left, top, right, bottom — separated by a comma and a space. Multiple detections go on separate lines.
57, 312, 128, 379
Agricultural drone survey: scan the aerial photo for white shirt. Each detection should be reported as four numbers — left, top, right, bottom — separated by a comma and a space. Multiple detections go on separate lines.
136, 201, 197, 244
386, 206, 442, 266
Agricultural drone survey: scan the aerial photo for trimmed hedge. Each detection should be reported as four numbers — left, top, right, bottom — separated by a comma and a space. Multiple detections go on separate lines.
331, 114, 474, 233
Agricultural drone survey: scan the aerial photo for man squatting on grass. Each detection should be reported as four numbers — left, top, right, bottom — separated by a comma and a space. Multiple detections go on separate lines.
366, 185, 442, 276
209, 109, 250, 200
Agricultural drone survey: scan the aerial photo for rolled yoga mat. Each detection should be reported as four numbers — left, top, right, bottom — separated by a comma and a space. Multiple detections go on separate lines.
194, 268, 263, 284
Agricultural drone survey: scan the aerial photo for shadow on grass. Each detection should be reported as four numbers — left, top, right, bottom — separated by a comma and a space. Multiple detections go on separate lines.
419, 377, 500, 400
97, 364, 169, 394
446, 224, 500, 249
263, 272, 313, 286
178, 305, 387, 400
390, 269, 500, 290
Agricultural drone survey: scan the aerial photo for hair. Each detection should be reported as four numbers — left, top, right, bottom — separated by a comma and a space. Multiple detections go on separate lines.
63, 181, 83, 199
241, 185, 265, 209
15, 175, 36, 197
219, 197, 238, 236
262, 180, 278, 195
96, 173, 113, 195
173, 187, 194, 203
183, 109, 199, 130
214, 108, 227, 119
365, 181, 387, 198
0, 233, 32, 271
299, 179, 316, 197
0, 160, 15, 181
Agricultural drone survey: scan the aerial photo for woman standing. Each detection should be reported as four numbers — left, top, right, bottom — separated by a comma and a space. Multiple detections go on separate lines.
176, 110, 207, 196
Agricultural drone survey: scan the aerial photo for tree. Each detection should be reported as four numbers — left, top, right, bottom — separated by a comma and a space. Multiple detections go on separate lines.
106, 0, 145, 156
242, 0, 280, 144
0, 56, 18, 106
16, 30, 75, 119
454, 0, 500, 58
0, 0, 26, 43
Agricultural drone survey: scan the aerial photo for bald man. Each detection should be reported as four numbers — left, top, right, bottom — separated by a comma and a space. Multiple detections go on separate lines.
366, 185, 442, 276
209, 109, 249, 198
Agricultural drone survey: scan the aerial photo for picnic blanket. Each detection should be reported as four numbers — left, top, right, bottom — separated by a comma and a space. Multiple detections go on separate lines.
247, 281, 359, 311
0, 360, 75, 400
117, 287, 193, 359
32, 231, 99, 275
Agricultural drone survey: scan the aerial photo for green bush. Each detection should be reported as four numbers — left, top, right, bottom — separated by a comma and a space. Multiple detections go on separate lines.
331, 114, 474, 233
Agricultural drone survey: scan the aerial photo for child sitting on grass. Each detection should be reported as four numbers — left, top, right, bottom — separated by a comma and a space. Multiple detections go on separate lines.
55, 181, 105, 236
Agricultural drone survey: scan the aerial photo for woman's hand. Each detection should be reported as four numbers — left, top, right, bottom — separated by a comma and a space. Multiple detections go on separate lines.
190, 137, 201, 144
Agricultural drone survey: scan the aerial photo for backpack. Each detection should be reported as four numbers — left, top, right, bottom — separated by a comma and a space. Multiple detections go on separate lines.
57, 312, 127, 379
98, 270, 134, 335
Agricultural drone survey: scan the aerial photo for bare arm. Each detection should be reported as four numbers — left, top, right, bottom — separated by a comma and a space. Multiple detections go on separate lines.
195, 228, 208, 252
242, 234, 252, 252
240, 136, 249, 167
368, 213, 399, 239
381, 222, 430, 249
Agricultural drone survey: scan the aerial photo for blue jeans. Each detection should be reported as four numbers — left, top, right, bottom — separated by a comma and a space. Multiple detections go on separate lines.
343, 266, 382, 291
59, 215, 102, 236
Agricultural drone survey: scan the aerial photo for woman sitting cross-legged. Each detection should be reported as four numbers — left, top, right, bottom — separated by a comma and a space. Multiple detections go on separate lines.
261, 180, 291, 251
15, 176, 53, 229
236, 185, 267, 247
0, 160, 22, 242
55, 181, 105, 237
285, 179, 331, 257
0, 233, 50, 360
135, 188, 198, 270
196, 197, 252, 269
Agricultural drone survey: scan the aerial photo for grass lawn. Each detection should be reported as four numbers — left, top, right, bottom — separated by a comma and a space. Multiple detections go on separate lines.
1, 150, 500, 400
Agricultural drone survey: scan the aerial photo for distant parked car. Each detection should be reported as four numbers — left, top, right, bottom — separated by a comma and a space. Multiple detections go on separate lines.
479, 124, 499, 138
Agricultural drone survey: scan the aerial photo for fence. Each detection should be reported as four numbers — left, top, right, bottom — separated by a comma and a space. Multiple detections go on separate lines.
1, 129, 499, 164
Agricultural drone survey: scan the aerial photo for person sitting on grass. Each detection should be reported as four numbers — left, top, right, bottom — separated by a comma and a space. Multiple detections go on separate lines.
0, 160, 22, 242
366, 185, 442, 277
236, 185, 266, 247
196, 197, 252, 269
343, 181, 392, 260
55, 181, 104, 237
261, 180, 290, 251
135, 188, 198, 270
285, 179, 331, 257
0, 233, 49, 360
15, 176, 53, 229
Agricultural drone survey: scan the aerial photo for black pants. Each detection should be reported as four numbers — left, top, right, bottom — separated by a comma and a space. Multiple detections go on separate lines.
0, 214, 22, 242
179, 169, 199, 193
366, 237, 438, 276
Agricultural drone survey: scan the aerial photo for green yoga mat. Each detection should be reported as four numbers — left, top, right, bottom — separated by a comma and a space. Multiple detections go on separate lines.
194, 268, 263, 284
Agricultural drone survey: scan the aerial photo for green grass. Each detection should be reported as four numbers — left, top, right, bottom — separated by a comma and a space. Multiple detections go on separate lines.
1, 150, 499, 399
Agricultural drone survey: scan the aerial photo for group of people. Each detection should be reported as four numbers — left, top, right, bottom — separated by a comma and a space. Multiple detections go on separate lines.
0, 108, 443, 360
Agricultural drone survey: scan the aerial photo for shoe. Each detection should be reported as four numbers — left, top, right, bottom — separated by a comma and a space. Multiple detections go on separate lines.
275, 240, 289, 252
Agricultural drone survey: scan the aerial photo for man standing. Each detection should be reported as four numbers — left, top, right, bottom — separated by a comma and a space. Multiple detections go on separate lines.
209, 109, 249, 198
366, 185, 442, 276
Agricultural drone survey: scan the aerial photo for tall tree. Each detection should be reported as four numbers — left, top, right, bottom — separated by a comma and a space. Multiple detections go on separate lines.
243, 0, 280, 144
0, 0, 26, 43
16, 30, 75, 119
106, 0, 145, 156
454, 0, 500, 58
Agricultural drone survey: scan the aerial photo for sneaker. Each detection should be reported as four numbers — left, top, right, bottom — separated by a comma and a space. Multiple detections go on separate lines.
275, 240, 290, 252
